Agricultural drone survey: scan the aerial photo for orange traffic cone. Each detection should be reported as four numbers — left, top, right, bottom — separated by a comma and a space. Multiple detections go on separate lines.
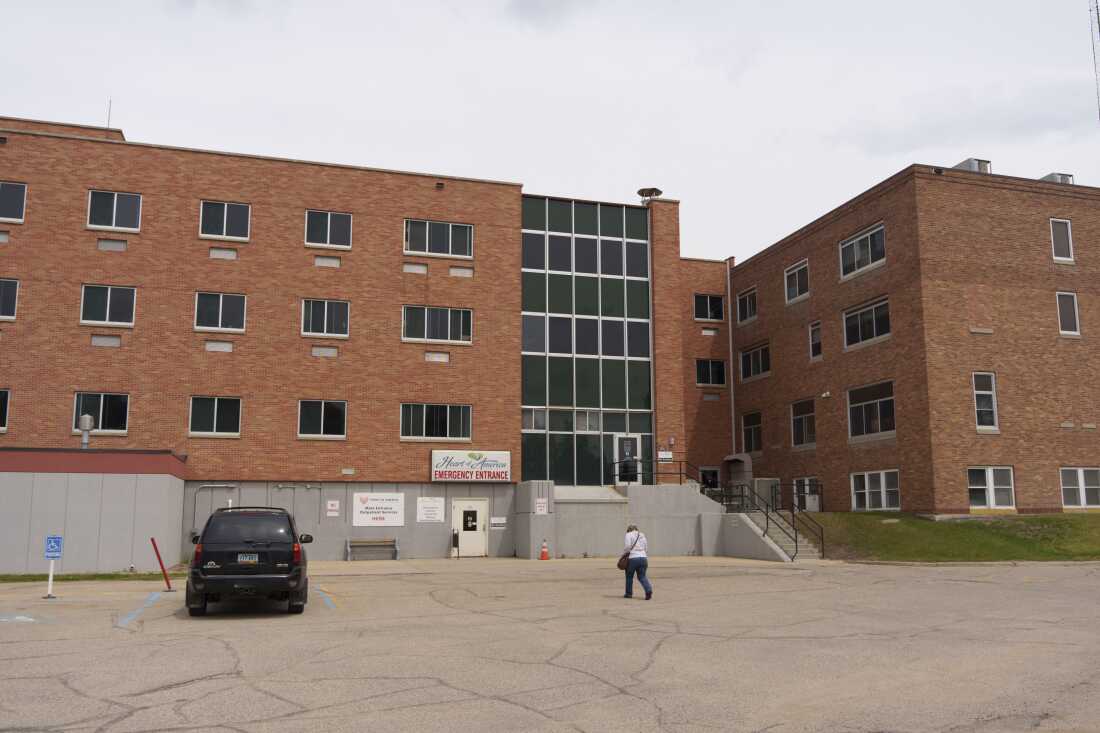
539, 540, 549, 560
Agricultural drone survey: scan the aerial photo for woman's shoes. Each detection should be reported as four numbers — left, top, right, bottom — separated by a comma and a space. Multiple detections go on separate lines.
645, 592, 652, 600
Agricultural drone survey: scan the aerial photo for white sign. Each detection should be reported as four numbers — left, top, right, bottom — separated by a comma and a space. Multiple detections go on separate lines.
417, 496, 445, 523
352, 493, 405, 527
535, 497, 549, 515
431, 451, 512, 482
326, 500, 340, 518
490, 516, 507, 529
657, 450, 674, 462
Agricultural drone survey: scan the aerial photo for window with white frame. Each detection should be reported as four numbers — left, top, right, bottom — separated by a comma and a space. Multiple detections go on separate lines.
851, 469, 899, 510
73, 392, 129, 433
840, 225, 885, 278
87, 190, 141, 231
200, 200, 250, 240
81, 285, 135, 326
972, 372, 998, 430
791, 399, 816, 447
575, 409, 601, 432
195, 292, 246, 332
696, 359, 726, 386
400, 403, 471, 439
844, 298, 890, 347
1061, 467, 1100, 507
0, 182, 27, 223
740, 343, 770, 380
848, 381, 895, 439
694, 294, 724, 321
1057, 292, 1080, 335
809, 321, 822, 360
402, 305, 472, 343
521, 408, 547, 431
305, 209, 352, 248
302, 299, 349, 337
785, 260, 809, 303
742, 412, 762, 453
189, 396, 241, 436
0, 278, 18, 320
404, 219, 473, 257
967, 466, 1015, 508
0, 389, 8, 431
298, 399, 346, 438
1050, 219, 1073, 262
736, 288, 757, 323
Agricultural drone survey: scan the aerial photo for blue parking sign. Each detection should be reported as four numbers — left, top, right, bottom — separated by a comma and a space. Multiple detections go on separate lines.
44, 536, 63, 560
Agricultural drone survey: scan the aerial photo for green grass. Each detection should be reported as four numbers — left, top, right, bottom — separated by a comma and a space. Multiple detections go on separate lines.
810, 512, 1100, 562
0, 571, 186, 584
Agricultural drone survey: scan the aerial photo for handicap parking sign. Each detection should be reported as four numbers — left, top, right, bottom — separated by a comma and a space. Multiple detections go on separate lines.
44, 536, 63, 560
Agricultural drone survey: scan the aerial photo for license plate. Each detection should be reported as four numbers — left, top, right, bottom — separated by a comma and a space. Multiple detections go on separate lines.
237, 553, 259, 564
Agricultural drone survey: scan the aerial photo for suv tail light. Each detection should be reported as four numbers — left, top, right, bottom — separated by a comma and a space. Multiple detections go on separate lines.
192, 543, 202, 568
292, 542, 302, 565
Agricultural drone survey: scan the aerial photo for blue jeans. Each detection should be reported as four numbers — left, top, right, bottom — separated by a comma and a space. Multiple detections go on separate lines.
625, 557, 652, 597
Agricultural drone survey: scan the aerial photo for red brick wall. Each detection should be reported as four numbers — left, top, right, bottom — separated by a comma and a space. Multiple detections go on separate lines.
0, 117, 125, 140
649, 200, 687, 464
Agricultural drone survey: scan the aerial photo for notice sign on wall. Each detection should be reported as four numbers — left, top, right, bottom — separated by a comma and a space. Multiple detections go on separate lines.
431, 451, 512, 482
417, 496, 445, 523
352, 493, 405, 526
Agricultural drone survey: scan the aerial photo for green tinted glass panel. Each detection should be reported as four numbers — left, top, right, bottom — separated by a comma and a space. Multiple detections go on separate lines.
522, 433, 547, 481
549, 434, 575, 486
626, 280, 649, 319
625, 207, 648, 240
603, 412, 626, 432
522, 272, 545, 312
602, 360, 626, 408
599, 204, 623, 237
628, 361, 652, 409
548, 409, 574, 431
548, 274, 573, 314
522, 196, 546, 230
575, 358, 600, 407
574, 276, 599, 316
548, 357, 573, 406
522, 355, 546, 406
642, 434, 654, 484
628, 412, 652, 433
601, 278, 624, 317
576, 435, 602, 486
548, 199, 572, 233
602, 434, 614, 483
574, 202, 598, 235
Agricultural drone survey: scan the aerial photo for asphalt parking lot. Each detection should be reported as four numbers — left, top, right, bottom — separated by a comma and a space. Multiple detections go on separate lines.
2, 557, 1099, 732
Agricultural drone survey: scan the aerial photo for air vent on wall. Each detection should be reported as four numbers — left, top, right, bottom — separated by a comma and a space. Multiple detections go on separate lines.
1040, 172, 1074, 185
953, 158, 991, 174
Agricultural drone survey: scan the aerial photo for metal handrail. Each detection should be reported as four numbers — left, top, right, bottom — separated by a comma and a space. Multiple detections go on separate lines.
790, 508, 826, 559
607, 458, 702, 485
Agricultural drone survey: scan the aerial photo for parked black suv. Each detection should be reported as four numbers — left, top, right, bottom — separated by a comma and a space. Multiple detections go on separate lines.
186, 507, 312, 616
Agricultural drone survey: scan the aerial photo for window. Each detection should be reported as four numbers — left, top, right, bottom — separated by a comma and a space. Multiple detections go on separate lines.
575, 410, 601, 432
73, 392, 129, 433
972, 372, 998, 431
0, 182, 26, 223
189, 397, 241, 436
695, 359, 726, 386
1057, 292, 1080, 335
844, 299, 890, 347
967, 467, 1015, 508
694, 294, 724, 321
737, 288, 757, 323
302, 299, 349, 337
0, 278, 18, 320
851, 469, 900, 510
305, 210, 352, 248
298, 400, 346, 438
400, 403, 471, 440
848, 381, 895, 439
0, 389, 8, 431
194, 292, 246, 332
200, 200, 250, 240
740, 343, 770, 381
1051, 219, 1074, 262
840, 225, 885, 278
87, 190, 141, 231
404, 219, 473, 257
785, 260, 809, 303
809, 321, 822, 360
791, 399, 816, 447
742, 412, 762, 453
521, 408, 547, 431
1061, 468, 1100, 507
80, 285, 135, 327
402, 306, 472, 343
522, 315, 545, 352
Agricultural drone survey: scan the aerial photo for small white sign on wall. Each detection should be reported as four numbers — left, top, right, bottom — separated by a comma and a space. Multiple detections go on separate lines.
417, 496, 445, 523
352, 493, 405, 527
490, 516, 507, 529
534, 497, 549, 515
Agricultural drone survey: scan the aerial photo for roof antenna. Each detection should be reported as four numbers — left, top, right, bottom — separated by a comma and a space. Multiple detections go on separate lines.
105, 97, 112, 131
1091, 0, 1100, 123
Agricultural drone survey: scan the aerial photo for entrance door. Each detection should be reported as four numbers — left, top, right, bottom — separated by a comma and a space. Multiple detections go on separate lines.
451, 498, 488, 557
794, 478, 821, 512
614, 434, 642, 486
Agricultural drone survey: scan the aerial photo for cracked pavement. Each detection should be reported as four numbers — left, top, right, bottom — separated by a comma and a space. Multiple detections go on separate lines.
1, 557, 1099, 732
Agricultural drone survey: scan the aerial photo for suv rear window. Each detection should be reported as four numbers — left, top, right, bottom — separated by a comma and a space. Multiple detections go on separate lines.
202, 512, 293, 543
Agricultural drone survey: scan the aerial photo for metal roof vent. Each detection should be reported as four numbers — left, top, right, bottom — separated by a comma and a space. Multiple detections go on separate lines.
1040, 172, 1075, 185
953, 158, 992, 174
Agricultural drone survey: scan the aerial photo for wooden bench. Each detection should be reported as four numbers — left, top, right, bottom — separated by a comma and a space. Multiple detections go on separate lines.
347, 538, 399, 561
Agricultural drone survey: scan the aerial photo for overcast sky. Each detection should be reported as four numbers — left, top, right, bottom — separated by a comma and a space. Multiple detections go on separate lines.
4, 0, 1098, 261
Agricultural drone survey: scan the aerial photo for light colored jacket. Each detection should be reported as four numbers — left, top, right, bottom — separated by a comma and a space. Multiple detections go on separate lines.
624, 531, 648, 559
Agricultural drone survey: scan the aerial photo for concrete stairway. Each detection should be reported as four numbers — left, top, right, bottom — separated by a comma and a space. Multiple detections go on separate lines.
742, 510, 822, 560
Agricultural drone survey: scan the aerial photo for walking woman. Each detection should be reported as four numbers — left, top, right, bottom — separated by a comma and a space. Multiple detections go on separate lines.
623, 524, 653, 600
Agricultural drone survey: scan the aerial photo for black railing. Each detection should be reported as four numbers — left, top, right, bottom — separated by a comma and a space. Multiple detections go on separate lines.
608, 458, 701, 485
701, 482, 826, 559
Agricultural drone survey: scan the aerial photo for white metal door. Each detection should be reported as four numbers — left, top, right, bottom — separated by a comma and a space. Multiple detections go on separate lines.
614, 434, 642, 486
794, 478, 821, 512
451, 498, 488, 557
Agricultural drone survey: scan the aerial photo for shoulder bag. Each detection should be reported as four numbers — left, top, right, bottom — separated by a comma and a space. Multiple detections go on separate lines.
617, 533, 640, 571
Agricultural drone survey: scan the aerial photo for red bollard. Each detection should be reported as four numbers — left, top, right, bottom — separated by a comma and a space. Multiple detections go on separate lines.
150, 537, 175, 592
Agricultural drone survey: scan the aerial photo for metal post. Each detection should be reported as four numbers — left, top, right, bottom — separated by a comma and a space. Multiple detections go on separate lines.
150, 537, 174, 592
44, 560, 56, 599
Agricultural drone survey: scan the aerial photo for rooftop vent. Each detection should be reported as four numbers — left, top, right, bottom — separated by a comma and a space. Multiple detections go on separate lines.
953, 158, 992, 174
1040, 172, 1075, 185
